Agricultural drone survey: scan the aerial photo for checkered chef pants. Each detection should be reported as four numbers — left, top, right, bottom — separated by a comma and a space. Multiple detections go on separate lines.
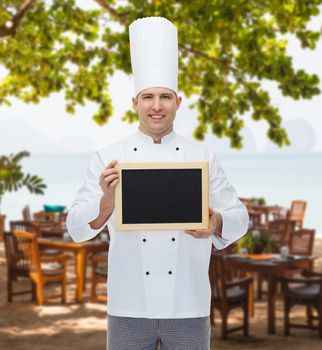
107, 315, 211, 350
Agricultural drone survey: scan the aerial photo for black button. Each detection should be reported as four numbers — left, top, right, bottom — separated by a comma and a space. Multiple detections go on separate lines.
172, 237, 175, 241
168, 271, 172, 275
143, 238, 146, 242
146, 271, 150, 275
134, 147, 137, 151
176, 147, 179, 151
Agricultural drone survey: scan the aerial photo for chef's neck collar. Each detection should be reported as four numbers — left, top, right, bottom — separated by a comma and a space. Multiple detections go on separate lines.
136, 129, 176, 144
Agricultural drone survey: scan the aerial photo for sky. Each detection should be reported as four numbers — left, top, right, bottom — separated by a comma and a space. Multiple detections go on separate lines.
0, 2, 322, 155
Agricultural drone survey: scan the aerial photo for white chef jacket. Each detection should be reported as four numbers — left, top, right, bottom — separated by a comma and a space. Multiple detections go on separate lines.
67, 130, 248, 318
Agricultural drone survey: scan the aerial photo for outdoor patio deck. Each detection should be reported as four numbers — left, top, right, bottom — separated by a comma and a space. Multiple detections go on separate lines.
1, 239, 321, 350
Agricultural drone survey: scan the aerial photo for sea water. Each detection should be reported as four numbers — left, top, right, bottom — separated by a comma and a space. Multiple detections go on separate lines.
1, 152, 321, 236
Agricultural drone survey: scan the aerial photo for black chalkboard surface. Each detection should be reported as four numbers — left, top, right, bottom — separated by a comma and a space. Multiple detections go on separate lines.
115, 162, 209, 231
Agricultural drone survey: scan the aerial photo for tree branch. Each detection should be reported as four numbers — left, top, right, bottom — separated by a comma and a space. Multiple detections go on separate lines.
0, 0, 35, 38
94, 0, 128, 25
179, 43, 239, 73
93, 1, 242, 79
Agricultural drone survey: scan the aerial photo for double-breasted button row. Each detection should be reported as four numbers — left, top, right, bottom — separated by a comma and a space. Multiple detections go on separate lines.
142, 237, 175, 242
133, 147, 180, 151
145, 271, 173, 276
142, 235, 175, 277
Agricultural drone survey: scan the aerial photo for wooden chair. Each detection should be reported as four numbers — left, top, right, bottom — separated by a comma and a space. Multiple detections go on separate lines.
257, 219, 296, 299
289, 229, 315, 257
268, 219, 296, 250
33, 210, 65, 237
281, 270, 322, 338
267, 205, 288, 221
0, 214, 5, 242
36, 221, 63, 239
22, 205, 32, 221
90, 251, 108, 303
33, 210, 57, 222
3, 230, 36, 302
281, 229, 316, 279
240, 198, 263, 228
288, 200, 307, 230
10, 220, 41, 236
10, 220, 61, 255
209, 251, 252, 339
11, 230, 69, 305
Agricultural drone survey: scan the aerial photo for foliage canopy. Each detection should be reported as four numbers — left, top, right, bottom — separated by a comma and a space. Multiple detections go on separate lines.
0, 150, 46, 211
0, 0, 321, 148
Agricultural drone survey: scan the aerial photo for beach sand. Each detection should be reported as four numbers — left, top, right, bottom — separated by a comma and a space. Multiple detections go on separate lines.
0, 239, 321, 350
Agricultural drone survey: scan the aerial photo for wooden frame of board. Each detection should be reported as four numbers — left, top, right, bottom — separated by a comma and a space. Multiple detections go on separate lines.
115, 161, 209, 231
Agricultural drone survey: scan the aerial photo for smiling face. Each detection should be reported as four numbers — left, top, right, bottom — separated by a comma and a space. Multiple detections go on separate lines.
132, 87, 182, 143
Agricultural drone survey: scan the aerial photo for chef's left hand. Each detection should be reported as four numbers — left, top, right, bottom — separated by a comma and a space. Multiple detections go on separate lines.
185, 208, 222, 239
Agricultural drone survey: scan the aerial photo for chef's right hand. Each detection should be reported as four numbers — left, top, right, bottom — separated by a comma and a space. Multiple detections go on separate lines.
90, 160, 119, 230
99, 159, 120, 210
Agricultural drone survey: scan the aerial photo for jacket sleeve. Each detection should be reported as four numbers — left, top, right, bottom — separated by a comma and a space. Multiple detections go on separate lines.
209, 151, 249, 250
66, 151, 108, 242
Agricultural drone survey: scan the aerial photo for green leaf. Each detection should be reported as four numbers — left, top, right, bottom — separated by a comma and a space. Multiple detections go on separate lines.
0, 151, 46, 209
0, 0, 321, 148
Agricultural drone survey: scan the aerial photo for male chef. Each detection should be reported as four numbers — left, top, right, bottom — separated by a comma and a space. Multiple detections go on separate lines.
67, 17, 248, 350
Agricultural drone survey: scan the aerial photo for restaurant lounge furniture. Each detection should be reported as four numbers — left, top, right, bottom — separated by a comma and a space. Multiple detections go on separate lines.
90, 251, 108, 303
281, 229, 316, 281
257, 219, 296, 299
0, 214, 6, 241
239, 197, 263, 228
10, 220, 41, 236
268, 219, 296, 249
11, 219, 62, 239
281, 270, 322, 338
288, 200, 307, 230
226, 253, 315, 334
38, 237, 107, 302
33, 210, 56, 222
11, 230, 69, 305
33, 210, 67, 236
22, 205, 31, 221
3, 231, 35, 302
10, 220, 61, 255
289, 229, 315, 257
209, 251, 252, 339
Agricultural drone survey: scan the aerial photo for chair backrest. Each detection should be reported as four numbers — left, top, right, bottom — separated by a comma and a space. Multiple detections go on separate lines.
12, 230, 41, 275
33, 211, 56, 222
239, 198, 252, 210
22, 205, 31, 221
289, 229, 315, 256
37, 221, 63, 239
268, 219, 295, 247
33, 211, 65, 233
3, 231, 29, 277
10, 220, 41, 236
239, 198, 262, 228
269, 206, 288, 221
288, 200, 307, 229
3, 231, 19, 274
0, 215, 5, 243
209, 251, 227, 303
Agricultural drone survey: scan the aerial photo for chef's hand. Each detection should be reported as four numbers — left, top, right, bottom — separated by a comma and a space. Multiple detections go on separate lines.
184, 208, 222, 239
99, 159, 120, 209
90, 160, 119, 229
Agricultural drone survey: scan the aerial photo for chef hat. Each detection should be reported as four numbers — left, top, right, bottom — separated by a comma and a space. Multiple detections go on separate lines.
129, 17, 178, 96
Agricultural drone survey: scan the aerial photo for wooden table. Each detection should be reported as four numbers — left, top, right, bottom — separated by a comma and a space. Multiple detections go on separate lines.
39, 238, 108, 302
225, 253, 314, 334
